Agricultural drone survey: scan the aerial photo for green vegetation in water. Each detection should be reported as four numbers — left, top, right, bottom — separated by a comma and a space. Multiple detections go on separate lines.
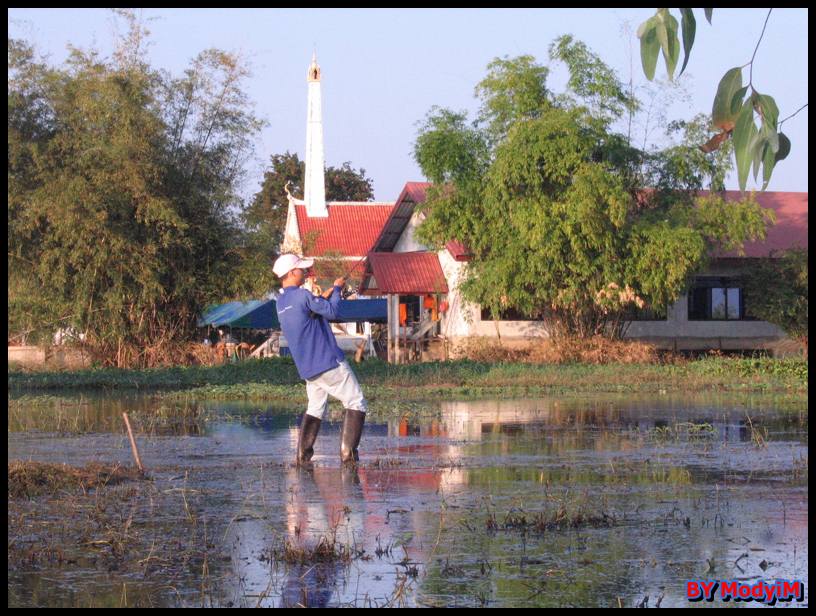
9, 357, 808, 399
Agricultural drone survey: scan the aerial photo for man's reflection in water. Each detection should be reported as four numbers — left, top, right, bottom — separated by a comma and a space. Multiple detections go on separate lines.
280, 465, 364, 608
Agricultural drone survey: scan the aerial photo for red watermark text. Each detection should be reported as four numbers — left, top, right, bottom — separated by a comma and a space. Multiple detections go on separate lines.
686, 579, 805, 605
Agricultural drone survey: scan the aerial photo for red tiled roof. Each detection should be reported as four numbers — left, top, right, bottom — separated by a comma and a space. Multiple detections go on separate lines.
371, 181, 475, 261
361, 252, 449, 295
705, 191, 808, 257
295, 202, 394, 257
401, 181, 431, 204
371, 182, 432, 253
445, 240, 473, 261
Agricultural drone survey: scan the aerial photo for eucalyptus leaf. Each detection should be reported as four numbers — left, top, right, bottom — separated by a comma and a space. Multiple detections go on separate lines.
712, 68, 743, 130
752, 139, 765, 182
639, 24, 660, 81
732, 100, 756, 191
764, 123, 780, 154
636, 15, 655, 38
679, 8, 696, 75
655, 19, 670, 67
774, 132, 791, 162
756, 94, 780, 129
762, 140, 777, 189
704, 8, 714, 24
730, 86, 748, 117
663, 12, 681, 80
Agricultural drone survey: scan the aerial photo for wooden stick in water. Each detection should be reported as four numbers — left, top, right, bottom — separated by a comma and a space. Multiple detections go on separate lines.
122, 412, 145, 474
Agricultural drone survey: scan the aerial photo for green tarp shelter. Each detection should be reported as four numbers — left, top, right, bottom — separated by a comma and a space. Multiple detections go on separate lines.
197, 299, 279, 329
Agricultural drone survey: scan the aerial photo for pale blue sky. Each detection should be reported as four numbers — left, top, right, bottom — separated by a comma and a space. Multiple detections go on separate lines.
8, 8, 809, 201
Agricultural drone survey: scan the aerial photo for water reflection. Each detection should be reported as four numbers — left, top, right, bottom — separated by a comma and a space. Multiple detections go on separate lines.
393, 398, 806, 445
8, 393, 808, 608
220, 462, 443, 608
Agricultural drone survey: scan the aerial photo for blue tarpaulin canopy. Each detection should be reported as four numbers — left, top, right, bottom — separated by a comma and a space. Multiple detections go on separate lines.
197, 300, 279, 329
333, 299, 387, 323
197, 298, 386, 329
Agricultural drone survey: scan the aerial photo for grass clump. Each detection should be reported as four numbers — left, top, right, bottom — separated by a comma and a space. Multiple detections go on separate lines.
265, 534, 360, 566
8, 461, 143, 499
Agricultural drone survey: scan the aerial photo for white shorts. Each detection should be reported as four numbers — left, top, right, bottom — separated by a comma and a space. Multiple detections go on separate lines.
305, 360, 368, 419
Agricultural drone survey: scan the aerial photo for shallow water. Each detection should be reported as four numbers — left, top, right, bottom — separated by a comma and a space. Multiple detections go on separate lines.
8, 393, 808, 607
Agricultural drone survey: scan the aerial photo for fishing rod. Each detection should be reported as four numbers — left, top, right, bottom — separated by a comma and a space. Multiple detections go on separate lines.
317, 255, 368, 299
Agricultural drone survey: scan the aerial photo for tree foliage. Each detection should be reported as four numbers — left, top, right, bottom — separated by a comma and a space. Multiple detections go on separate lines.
8, 13, 263, 366
742, 248, 808, 348
414, 49, 773, 338
244, 151, 374, 245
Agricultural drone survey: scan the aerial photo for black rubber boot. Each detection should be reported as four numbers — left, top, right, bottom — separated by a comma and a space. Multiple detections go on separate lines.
297, 414, 322, 465
340, 409, 365, 466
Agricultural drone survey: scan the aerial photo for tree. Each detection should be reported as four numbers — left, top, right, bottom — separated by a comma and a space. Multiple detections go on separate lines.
637, 8, 805, 192
8, 11, 263, 366
414, 49, 773, 338
245, 152, 375, 245
742, 248, 808, 351
647, 113, 735, 192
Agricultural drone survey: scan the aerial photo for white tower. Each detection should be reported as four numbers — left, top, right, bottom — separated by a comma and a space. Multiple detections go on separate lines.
304, 52, 328, 218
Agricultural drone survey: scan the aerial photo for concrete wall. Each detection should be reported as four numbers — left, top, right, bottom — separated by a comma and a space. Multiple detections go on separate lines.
623, 291, 786, 350
8, 346, 46, 367
8, 345, 92, 369
623, 259, 790, 351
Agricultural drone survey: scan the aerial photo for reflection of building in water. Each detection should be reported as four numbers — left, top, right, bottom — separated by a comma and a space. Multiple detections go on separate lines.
390, 398, 790, 447
410, 398, 637, 441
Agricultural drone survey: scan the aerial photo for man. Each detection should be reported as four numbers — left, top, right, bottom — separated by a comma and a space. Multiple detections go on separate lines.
273, 253, 367, 466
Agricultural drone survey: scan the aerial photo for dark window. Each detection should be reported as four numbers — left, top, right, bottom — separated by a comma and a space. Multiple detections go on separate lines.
622, 304, 668, 321
687, 278, 745, 320
688, 285, 710, 320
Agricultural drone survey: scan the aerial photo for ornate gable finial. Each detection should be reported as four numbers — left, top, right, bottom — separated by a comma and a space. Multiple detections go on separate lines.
307, 50, 320, 82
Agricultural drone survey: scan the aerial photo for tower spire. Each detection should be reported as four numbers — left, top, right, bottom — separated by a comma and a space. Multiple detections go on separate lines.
304, 52, 328, 217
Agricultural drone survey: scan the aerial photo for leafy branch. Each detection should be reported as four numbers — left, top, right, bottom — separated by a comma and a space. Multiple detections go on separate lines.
638, 8, 805, 192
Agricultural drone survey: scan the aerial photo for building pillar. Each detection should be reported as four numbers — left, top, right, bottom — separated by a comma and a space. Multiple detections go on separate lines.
387, 294, 399, 364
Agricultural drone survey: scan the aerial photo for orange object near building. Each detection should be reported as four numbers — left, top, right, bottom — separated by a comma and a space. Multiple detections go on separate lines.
399, 303, 407, 325
424, 294, 440, 321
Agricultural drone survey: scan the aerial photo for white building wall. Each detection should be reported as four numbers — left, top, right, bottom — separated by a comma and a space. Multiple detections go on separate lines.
392, 214, 550, 342
280, 197, 303, 254
392, 210, 426, 253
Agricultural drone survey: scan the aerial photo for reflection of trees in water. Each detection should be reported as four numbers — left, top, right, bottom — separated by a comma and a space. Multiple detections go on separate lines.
8, 397, 204, 436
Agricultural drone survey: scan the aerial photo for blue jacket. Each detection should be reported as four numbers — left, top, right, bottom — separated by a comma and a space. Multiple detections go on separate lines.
276, 285, 345, 380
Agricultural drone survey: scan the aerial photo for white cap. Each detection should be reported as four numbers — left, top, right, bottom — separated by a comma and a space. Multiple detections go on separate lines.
273, 253, 315, 278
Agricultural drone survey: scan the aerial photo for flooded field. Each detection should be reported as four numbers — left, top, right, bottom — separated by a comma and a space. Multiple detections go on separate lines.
8, 393, 808, 607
